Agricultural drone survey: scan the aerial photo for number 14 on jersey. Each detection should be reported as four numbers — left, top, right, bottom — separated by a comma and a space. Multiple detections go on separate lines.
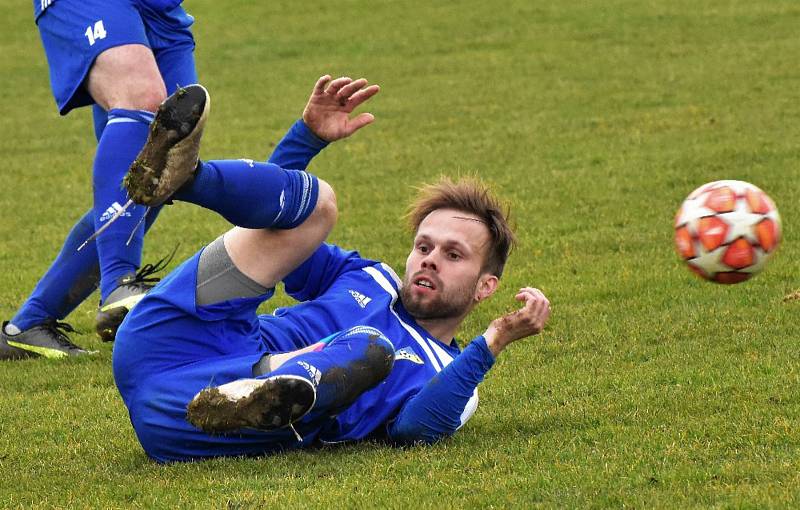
85, 20, 107, 46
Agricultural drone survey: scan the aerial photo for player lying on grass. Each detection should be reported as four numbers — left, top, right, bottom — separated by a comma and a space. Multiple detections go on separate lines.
113, 74, 551, 462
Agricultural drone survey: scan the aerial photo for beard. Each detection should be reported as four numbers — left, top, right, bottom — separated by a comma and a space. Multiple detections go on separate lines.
400, 272, 477, 321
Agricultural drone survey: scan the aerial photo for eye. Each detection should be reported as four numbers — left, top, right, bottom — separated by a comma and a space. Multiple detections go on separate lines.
417, 244, 430, 254
447, 251, 461, 260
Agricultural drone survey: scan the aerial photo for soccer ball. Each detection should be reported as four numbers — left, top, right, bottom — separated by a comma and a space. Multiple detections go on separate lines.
674, 180, 781, 284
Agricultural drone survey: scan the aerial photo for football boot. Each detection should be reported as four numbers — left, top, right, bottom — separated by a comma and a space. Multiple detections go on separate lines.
123, 84, 210, 207
186, 375, 316, 435
95, 249, 175, 342
1, 320, 93, 359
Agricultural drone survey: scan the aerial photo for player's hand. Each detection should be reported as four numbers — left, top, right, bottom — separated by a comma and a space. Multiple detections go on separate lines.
302, 75, 380, 142
483, 287, 550, 356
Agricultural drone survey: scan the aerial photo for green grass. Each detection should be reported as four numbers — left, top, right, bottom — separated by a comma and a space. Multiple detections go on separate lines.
2, 0, 800, 507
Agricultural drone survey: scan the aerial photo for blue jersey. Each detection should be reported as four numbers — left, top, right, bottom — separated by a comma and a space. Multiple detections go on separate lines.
259, 245, 480, 443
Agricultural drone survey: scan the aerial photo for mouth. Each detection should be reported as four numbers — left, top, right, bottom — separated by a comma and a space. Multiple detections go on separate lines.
413, 275, 437, 291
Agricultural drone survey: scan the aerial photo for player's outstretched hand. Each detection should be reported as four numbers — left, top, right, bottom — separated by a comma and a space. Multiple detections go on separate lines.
483, 287, 551, 357
302, 75, 380, 142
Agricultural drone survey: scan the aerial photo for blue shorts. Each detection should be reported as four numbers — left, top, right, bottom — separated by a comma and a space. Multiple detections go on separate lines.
113, 248, 319, 462
36, 0, 195, 114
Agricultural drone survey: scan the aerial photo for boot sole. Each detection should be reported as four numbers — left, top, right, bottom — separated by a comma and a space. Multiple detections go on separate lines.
124, 84, 210, 207
186, 375, 316, 434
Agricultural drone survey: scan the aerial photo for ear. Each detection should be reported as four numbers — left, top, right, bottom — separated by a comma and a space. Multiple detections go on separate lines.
474, 274, 499, 302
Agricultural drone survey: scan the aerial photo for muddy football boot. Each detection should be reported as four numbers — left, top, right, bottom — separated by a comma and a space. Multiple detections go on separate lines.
95, 251, 174, 342
1, 320, 93, 359
123, 84, 210, 207
186, 375, 316, 434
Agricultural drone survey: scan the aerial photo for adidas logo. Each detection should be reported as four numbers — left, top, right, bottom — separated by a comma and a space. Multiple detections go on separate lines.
99, 201, 131, 222
297, 361, 321, 385
395, 346, 424, 365
348, 290, 372, 309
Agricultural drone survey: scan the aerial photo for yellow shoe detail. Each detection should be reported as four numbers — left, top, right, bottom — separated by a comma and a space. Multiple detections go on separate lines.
7, 341, 68, 359
100, 293, 147, 313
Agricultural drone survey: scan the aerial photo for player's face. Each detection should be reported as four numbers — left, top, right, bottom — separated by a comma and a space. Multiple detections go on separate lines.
401, 208, 492, 321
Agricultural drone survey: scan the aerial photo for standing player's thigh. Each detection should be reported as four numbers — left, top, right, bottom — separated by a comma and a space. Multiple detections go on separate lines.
86, 44, 165, 112
36, 0, 151, 114
143, 6, 198, 94
154, 43, 198, 95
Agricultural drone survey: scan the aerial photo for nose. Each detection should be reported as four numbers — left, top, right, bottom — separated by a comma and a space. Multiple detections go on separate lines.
420, 251, 438, 271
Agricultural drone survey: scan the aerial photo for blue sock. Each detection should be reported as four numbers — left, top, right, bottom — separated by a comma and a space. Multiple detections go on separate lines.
92, 104, 108, 142
173, 160, 319, 229
93, 108, 155, 301
9, 205, 163, 331
265, 326, 395, 418
10, 211, 98, 331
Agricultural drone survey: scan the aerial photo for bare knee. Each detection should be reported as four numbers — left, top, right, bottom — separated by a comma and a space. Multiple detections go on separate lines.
87, 44, 167, 112
313, 179, 338, 233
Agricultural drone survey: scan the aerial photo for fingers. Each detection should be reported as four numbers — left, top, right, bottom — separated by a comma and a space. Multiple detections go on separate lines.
346, 84, 380, 110
515, 287, 546, 306
336, 78, 368, 102
515, 287, 551, 321
324, 76, 353, 96
345, 112, 376, 135
324, 77, 379, 108
313, 75, 332, 95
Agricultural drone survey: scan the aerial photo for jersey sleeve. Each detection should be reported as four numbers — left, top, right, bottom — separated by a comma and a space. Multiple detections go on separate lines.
136, 0, 184, 11
283, 243, 374, 301
387, 336, 495, 445
267, 120, 329, 170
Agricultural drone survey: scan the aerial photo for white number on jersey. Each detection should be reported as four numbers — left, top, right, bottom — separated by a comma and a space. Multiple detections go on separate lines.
84, 20, 107, 46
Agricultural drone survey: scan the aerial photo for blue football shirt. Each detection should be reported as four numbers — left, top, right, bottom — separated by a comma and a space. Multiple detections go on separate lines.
258, 244, 481, 443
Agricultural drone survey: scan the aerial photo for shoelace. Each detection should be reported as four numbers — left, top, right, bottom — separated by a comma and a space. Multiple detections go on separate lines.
121, 245, 179, 289
39, 320, 80, 349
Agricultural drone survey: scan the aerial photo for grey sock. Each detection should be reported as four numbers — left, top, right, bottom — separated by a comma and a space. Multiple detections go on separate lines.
252, 354, 273, 377
196, 235, 269, 306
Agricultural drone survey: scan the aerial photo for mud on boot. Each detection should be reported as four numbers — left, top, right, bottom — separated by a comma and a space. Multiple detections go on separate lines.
124, 84, 210, 207
186, 375, 316, 434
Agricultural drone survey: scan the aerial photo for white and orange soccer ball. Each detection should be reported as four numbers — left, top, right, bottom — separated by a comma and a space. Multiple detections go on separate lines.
674, 180, 781, 284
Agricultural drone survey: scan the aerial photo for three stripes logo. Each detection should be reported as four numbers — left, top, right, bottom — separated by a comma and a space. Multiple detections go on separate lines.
394, 346, 424, 365
348, 290, 372, 309
99, 202, 132, 222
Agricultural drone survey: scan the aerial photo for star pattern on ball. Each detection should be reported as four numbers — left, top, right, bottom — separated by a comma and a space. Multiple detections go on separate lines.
717, 199, 765, 244
676, 197, 713, 229
688, 245, 730, 275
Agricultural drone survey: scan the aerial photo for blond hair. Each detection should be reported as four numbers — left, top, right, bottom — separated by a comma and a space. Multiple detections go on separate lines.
407, 177, 516, 277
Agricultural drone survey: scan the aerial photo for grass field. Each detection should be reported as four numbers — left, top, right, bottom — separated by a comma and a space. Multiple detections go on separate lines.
2, 0, 800, 507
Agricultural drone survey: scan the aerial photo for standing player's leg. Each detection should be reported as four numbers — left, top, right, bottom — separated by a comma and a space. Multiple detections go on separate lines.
1, 93, 168, 359
1, 1, 165, 358
94, 28, 199, 341
85, 44, 168, 341
2, 212, 99, 359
